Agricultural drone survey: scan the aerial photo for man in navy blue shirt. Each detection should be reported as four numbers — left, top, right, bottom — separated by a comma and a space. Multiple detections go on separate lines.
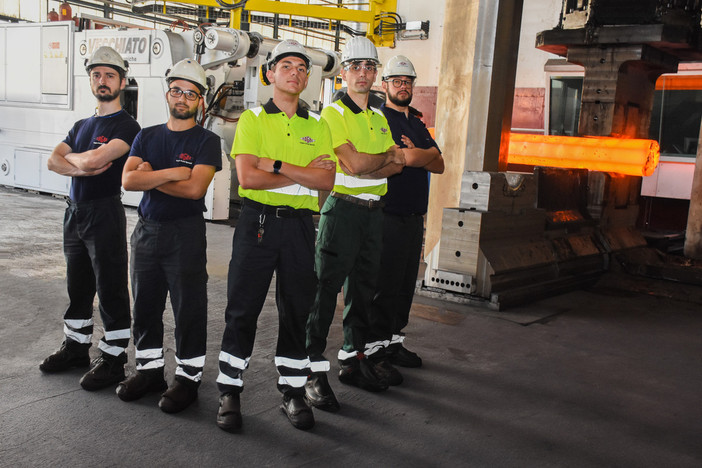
119, 59, 221, 414
368, 55, 444, 372
42, 47, 140, 392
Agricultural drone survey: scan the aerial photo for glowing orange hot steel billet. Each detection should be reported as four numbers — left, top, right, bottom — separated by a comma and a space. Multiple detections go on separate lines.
507, 133, 661, 177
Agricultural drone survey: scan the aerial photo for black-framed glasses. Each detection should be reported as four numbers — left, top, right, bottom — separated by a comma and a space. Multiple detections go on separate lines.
346, 61, 377, 73
386, 79, 413, 88
168, 87, 200, 101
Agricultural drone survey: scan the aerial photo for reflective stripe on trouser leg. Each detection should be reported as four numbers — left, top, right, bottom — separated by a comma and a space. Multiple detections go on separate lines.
390, 334, 405, 346
217, 351, 249, 390
308, 359, 330, 373
275, 356, 310, 389
64, 318, 93, 344
274, 215, 317, 395
135, 348, 165, 371
364, 339, 389, 358
99, 327, 130, 356
176, 355, 206, 382
338, 349, 358, 362
218, 206, 277, 394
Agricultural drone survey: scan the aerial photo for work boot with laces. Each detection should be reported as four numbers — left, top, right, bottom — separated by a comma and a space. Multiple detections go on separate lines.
39, 340, 91, 373
116, 367, 168, 402
79, 352, 127, 391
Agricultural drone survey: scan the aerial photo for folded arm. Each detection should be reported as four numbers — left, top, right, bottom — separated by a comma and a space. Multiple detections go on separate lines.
47, 141, 123, 177
335, 140, 405, 176
122, 156, 192, 192
237, 153, 336, 191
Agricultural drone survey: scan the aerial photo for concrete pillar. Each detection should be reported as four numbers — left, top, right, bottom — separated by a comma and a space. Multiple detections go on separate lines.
425, 0, 523, 258
684, 117, 702, 258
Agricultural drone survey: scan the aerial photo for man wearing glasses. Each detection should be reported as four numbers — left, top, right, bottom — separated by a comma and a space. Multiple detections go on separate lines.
370, 55, 444, 370
42, 47, 140, 391
305, 36, 406, 412
119, 59, 221, 414
215, 39, 336, 432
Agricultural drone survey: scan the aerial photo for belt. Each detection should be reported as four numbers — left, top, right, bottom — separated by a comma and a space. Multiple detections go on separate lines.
330, 191, 384, 209
243, 198, 314, 218
67, 194, 121, 207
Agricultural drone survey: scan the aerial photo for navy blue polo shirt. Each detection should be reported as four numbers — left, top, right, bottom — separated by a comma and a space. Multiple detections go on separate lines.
129, 124, 222, 221
63, 110, 140, 202
380, 104, 441, 216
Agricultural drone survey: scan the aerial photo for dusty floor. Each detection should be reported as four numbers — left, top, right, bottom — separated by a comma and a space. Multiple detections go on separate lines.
0, 186, 700, 467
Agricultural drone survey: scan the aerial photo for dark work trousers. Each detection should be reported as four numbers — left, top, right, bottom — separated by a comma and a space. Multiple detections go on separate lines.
368, 213, 424, 354
306, 196, 384, 365
217, 203, 317, 396
130, 215, 208, 382
63, 195, 130, 357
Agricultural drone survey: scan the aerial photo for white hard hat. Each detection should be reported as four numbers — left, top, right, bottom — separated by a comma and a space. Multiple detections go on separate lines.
382, 55, 416, 79
268, 39, 312, 69
166, 58, 208, 93
85, 46, 128, 74
341, 36, 380, 66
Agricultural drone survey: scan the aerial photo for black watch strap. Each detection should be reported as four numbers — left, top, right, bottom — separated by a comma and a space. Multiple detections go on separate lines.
273, 160, 282, 174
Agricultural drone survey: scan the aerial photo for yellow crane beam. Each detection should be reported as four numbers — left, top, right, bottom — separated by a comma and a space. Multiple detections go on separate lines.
163, 0, 397, 46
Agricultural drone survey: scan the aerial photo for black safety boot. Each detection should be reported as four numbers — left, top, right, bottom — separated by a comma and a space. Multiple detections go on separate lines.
304, 372, 340, 412
159, 376, 199, 413
217, 392, 242, 433
281, 394, 315, 430
338, 356, 388, 392
80, 352, 127, 391
371, 357, 403, 386
116, 367, 168, 402
39, 340, 91, 373
388, 344, 423, 368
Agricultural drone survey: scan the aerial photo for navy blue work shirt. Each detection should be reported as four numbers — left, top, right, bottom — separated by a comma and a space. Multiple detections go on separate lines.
380, 104, 441, 216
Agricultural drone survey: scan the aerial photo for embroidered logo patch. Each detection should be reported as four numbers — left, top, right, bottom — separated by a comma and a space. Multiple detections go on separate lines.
176, 153, 193, 165
95, 135, 108, 144
300, 136, 316, 145
380, 127, 389, 135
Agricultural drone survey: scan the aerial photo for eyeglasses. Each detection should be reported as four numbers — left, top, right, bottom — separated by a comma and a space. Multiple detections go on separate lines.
386, 79, 413, 88
346, 62, 377, 73
168, 87, 200, 101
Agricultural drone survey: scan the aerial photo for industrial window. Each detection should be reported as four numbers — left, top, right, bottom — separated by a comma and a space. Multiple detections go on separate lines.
549, 75, 702, 158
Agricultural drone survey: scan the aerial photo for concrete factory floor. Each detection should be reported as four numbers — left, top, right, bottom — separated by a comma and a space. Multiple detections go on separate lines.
1, 185, 701, 468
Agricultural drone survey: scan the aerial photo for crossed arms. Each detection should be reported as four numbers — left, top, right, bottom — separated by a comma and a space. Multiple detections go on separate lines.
235, 154, 336, 192
122, 157, 216, 200
48, 139, 130, 177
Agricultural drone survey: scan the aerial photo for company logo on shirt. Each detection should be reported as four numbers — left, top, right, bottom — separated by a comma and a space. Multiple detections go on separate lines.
176, 153, 193, 165
380, 127, 388, 135
300, 136, 316, 145
94, 135, 108, 145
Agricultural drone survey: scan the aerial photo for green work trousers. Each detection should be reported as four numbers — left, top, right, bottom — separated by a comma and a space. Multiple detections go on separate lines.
306, 196, 384, 362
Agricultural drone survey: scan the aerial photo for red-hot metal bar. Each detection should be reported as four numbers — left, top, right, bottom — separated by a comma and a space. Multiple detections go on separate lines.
507, 133, 660, 177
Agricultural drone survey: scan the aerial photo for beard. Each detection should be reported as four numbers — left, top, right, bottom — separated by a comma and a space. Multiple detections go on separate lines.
170, 104, 197, 120
388, 91, 412, 107
93, 86, 121, 102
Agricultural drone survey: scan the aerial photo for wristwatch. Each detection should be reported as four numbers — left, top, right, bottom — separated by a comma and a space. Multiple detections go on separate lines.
273, 160, 282, 174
